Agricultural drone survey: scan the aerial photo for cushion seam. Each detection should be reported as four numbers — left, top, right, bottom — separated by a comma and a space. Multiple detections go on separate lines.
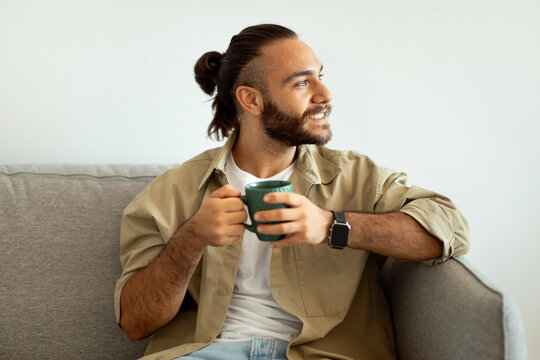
0, 171, 158, 181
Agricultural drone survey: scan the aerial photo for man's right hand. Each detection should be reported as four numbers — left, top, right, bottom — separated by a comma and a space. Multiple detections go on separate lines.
187, 185, 247, 247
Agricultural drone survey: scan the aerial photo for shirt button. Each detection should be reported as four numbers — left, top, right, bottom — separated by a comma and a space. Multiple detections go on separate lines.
229, 242, 238, 247
218, 289, 227, 296
206, 336, 212, 342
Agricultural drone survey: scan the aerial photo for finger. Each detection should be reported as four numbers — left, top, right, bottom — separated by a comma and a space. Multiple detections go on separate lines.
221, 197, 246, 212
263, 192, 304, 207
213, 234, 242, 247
257, 221, 298, 235
254, 207, 301, 223
227, 224, 246, 236
211, 184, 241, 199
225, 209, 248, 224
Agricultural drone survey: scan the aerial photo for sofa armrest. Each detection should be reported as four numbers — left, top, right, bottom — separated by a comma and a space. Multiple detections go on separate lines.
380, 257, 527, 360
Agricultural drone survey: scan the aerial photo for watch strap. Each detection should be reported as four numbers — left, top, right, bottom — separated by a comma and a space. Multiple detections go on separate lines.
332, 210, 347, 224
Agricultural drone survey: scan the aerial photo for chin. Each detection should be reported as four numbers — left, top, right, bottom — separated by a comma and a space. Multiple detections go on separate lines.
307, 131, 333, 146
306, 126, 332, 143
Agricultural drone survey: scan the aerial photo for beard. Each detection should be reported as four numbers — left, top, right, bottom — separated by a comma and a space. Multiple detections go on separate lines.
260, 98, 333, 147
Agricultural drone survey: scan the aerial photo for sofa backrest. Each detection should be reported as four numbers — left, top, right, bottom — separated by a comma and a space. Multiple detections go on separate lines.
0, 165, 173, 359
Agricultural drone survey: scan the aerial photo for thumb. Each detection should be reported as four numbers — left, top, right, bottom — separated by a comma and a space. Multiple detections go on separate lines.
211, 184, 241, 199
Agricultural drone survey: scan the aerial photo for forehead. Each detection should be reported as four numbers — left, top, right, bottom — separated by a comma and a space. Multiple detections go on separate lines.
258, 38, 322, 81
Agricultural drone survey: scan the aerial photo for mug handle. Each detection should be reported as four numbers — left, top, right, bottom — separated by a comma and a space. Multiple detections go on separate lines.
239, 195, 257, 233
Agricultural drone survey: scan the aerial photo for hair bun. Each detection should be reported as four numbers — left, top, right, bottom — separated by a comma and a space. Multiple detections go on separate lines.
194, 51, 223, 95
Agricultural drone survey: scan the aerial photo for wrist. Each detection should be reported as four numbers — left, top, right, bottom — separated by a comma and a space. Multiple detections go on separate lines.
322, 210, 334, 244
177, 216, 208, 251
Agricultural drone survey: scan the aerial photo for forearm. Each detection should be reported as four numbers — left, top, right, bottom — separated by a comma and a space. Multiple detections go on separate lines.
119, 220, 206, 340
346, 211, 443, 261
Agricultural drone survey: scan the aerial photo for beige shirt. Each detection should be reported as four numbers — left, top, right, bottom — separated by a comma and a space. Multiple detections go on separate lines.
114, 133, 470, 360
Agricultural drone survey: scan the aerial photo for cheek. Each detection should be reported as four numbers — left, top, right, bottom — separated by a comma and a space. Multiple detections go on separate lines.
287, 97, 311, 115
271, 91, 310, 115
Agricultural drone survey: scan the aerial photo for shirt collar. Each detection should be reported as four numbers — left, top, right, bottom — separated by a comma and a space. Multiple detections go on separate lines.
197, 131, 238, 191
197, 131, 342, 191
294, 144, 342, 185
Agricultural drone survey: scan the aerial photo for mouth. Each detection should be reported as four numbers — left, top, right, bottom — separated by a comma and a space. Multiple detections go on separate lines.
310, 112, 326, 120
305, 104, 332, 122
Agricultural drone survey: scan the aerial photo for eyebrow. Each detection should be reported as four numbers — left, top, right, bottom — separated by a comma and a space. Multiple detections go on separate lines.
282, 65, 324, 85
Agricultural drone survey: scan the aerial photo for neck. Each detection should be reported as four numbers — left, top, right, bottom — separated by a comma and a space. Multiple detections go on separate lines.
232, 127, 297, 179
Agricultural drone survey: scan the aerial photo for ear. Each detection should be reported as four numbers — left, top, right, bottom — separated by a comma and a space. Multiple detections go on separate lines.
235, 86, 263, 116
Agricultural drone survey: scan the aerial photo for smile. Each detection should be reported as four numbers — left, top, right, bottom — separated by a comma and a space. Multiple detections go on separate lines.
310, 113, 325, 120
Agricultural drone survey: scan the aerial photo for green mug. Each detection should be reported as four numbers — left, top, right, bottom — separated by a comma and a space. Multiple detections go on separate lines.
239, 180, 293, 241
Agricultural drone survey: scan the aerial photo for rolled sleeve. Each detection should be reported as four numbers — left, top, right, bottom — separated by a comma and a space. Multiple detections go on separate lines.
374, 170, 470, 265
113, 194, 167, 326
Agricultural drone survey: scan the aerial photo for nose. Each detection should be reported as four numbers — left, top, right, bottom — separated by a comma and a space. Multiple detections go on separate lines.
312, 80, 333, 104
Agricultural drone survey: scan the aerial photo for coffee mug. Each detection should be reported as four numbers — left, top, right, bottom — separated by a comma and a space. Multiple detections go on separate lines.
239, 180, 293, 241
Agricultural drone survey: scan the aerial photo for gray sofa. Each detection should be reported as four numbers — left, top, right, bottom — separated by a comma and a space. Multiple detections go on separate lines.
0, 165, 528, 360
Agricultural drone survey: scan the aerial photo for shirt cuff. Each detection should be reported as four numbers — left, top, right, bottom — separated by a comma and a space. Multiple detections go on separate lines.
399, 199, 456, 266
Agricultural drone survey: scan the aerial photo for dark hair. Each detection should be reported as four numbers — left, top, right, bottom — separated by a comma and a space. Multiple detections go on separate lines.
194, 24, 297, 140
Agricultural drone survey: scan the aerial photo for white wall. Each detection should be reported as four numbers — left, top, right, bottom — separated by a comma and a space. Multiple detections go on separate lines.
2, 0, 539, 356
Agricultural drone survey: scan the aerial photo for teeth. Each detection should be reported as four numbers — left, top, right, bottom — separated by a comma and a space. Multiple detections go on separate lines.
311, 113, 324, 120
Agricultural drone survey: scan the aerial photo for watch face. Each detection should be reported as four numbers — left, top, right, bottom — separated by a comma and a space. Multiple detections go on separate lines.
331, 223, 350, 246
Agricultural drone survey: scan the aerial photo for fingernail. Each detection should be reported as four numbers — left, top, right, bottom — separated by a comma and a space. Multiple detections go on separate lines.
254, 213, 261, 221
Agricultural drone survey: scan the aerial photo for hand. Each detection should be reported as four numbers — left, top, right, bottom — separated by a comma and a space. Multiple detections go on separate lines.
253, 192, 334, 248
187, 185, 247, 247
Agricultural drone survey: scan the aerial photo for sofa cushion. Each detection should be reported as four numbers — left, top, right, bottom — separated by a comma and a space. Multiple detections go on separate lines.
0, 165, 173, 359
380, 256, 527, 360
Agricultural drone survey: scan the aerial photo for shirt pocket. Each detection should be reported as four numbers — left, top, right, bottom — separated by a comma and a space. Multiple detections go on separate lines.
295, 247, 367, 317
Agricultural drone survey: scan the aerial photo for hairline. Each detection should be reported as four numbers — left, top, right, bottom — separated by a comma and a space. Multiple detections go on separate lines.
232, 36, 298, 107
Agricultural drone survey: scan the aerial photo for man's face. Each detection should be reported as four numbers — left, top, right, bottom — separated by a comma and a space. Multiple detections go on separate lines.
256, 38, 334, 146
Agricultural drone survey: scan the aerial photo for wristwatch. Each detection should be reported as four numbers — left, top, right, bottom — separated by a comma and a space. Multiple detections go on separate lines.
328, 210, 350, 249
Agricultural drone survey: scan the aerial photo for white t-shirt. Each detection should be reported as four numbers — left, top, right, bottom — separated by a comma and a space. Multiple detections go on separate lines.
215, 152, 302, 342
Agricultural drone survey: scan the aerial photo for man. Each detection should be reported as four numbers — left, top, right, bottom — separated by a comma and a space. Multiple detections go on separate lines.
114, 24, 470, 359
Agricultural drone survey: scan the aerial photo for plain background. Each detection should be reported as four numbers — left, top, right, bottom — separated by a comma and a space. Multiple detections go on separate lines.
1, 0, 538, 357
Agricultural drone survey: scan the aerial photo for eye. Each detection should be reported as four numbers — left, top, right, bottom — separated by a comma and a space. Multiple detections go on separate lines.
296, 79, 308, 87
318, 73, 325, 80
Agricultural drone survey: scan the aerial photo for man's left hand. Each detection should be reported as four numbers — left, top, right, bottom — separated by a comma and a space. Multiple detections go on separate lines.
253, 192, 333, 248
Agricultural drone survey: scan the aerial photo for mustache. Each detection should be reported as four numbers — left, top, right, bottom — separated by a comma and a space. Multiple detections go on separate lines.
303, 104, 333, 119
